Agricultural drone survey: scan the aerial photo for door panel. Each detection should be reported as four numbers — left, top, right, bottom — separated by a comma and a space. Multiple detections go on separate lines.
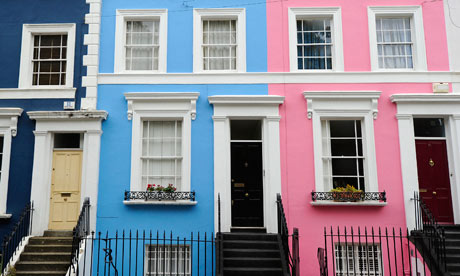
49, 151, 82, 230
416, 140, 454, 224
231, 142, 263, 227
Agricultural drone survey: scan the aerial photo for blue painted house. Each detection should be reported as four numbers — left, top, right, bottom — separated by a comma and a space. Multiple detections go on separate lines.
94, 0, 286, 273
0, 0, 105, 242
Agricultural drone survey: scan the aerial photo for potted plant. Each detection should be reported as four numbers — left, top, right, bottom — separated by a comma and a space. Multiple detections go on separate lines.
146, 184, 177, 201
330, 185, 364, 202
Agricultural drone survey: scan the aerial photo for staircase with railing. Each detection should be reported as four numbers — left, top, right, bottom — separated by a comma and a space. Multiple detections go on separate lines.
70, 197, 91, 273
276, 194, 299, 276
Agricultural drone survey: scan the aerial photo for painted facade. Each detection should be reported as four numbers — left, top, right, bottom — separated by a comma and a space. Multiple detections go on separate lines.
0, 0, 106, 240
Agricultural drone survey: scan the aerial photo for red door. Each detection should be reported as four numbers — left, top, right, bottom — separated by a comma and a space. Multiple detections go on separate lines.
415, 140, 454, 224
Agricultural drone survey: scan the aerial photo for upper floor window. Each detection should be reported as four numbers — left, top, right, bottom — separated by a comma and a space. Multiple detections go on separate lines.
19, 24, 76, 88
193, 9, 246, 72
115, 10, 168, 73
289, 7, 344, 72
368, 6, 426, 71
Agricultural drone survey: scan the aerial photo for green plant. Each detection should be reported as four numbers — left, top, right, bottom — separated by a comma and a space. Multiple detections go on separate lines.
146, 184, 177, 193
330, 184, 363, 202
5, 265, 16, 276
330, 184, 363, 193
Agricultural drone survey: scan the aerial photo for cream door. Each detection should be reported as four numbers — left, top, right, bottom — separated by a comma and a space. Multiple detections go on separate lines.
48, 150, 82, 230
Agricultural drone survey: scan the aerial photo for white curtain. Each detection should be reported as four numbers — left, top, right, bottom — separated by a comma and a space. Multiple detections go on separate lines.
376, 18, 413, 69
203, 20, 236, 70
126, 20, 159, 70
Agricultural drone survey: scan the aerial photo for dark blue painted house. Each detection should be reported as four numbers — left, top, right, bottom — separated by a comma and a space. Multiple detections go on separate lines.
0, 0, 105, 245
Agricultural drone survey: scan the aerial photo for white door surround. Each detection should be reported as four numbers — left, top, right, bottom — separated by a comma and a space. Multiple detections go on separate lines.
391, 94, 460, 230
208, 95, 284, 233
27, 111, 107, 235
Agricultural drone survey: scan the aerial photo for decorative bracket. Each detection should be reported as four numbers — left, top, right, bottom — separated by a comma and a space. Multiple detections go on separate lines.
191, 99, 197, 120
127, 100, 133, 120
10, 116, 18, 137
371, 99, 378, 120
307, 99, 313, 119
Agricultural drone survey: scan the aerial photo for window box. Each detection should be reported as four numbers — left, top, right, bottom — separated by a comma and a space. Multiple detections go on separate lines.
311, 191, 386, 202
124, 190, 196, 201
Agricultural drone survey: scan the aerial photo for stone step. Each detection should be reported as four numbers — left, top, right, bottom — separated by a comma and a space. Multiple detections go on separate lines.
16, 272, 66, 276
24, 245, 72, 253
43, 230, 73, 237
28, 237, 73, 246
223, 248, 281, 258
15, 261, 69, 271
223, 240, 279, 250
222, 233, 278, 242
20, 252, 71, 262
224, 257, 282, 268
223, 267, 285, 276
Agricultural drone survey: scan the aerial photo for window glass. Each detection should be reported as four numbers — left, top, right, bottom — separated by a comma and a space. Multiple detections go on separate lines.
414, 118, 445, 138
335, 244, 382, 275
125, 20, 160, 70
32, 34, 67, 85
322, 120, 365, 191
141, 121, 182, 189
202, 20, 237, 70
296, 18, 332, 70
376, 17, 413, 69
54, 133, 81, 149
146, 245, 190, 275
230, 120, 262, 140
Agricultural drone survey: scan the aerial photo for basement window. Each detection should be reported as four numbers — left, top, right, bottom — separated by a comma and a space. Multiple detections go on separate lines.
145, 244, 191, 275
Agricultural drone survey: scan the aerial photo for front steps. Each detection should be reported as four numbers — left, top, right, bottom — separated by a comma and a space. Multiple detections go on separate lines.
14, 230, 72, 276
220, 232, 289, 276
443, 225, 460, 276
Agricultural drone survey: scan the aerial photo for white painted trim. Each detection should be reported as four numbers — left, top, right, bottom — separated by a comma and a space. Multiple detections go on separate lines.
368, 6, 427, 71
19, 24, 76, 89
114, 9, 168, 74
304, 91, 381, 194
0, 108, 23, 215
391, 93, 460, 230
27, 111, 107, 236
0, 214, 12, 219
1, 236, 32, 275
0, 88, 75, 99
124, 92, 199, 193
81, 0, 102, 110
98, 71, 460, 84
311, 201, 387, 206
288, 7, 344, 72
123, 200, 198, 206
444, 0, 460, 92
193, 8, 246, 73
209, 95, 284, 233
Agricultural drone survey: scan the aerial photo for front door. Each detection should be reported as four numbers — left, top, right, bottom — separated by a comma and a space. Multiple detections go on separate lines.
415, 140, 454, 223
48, 150, 82, 230
231, 142, 264, 227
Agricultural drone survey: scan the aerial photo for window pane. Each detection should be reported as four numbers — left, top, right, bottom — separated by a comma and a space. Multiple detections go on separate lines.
329, 120, 356, 137
332, 159, 357, 176
376, 17, 413, 69
331, 139, 357, 156
125, 20, 159, 71
202, 20, 237, 71
231, 120, 262, 140
296, 18, 332, 70
32, 34, 67, 86
414, 118, 445, 137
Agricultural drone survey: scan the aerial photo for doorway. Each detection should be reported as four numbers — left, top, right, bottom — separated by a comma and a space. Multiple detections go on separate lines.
414, 118, 454, 224
230, 120, 264, 228
48, 133, 83, 230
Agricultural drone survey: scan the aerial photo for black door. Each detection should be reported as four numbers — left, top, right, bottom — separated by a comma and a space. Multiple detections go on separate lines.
231, 142, 263, 227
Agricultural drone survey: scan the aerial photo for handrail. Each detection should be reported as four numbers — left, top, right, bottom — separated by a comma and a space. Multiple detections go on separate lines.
216, 193, 223, 276
277, 194, 299, 276
70, 198, 90, 270
413, 192, 447, 273
0, 202, 34, 272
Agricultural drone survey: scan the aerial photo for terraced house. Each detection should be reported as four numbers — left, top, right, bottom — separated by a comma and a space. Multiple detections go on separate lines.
1, 0, 460, 275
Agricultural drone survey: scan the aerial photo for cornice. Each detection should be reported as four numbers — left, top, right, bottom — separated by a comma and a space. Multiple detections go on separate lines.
27, 111, 108, 120
208, 95, 285, 105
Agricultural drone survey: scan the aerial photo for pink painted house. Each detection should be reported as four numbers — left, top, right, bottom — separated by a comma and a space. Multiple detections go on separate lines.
266, 0, 460, 275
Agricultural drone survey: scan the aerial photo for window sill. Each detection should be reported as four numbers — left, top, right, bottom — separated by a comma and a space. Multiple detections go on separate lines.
310, 201, 387, 207
123, 200, 197, 206
0, 88, 76, 99
0, 213, 12, 219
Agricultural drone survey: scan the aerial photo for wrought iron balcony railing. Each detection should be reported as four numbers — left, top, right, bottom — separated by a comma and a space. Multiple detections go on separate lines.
311, 191, 386, 202
124, 191, 196, 201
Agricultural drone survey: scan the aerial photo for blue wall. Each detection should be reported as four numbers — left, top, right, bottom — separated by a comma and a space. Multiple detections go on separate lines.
96, 84, 268, 235
0, 0, 89, 240
99, 0, 267, 73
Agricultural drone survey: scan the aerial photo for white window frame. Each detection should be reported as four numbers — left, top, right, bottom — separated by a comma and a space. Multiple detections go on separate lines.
19, 24, 76, 89
304, 91, 380, 194
335, 243, 383, 276
144, 244, 191, 276
288, 7, 344, 72
368, 6, 427, 71
0, 108, 23, 217
125, 92, 199, 193
114, 9, 168, 73
193, 8, 246, 73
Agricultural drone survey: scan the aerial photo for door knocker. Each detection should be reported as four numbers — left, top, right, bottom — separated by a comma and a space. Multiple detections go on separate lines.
429, 158, 435, 167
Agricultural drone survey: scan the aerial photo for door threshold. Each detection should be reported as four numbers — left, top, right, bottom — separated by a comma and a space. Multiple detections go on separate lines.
230, 227, 267, 233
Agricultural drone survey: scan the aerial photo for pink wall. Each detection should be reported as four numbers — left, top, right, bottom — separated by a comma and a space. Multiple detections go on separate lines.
270, 83, 435, 274
266, 0, 450, 72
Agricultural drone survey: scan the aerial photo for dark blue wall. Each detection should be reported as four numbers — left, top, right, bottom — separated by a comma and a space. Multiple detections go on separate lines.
0, 0, 89, 240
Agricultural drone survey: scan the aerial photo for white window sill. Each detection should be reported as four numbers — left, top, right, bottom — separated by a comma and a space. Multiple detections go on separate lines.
0, 88, 76, 99
310, 201, 387, 207
0, 213, 12, 219
123, 200, 197, 206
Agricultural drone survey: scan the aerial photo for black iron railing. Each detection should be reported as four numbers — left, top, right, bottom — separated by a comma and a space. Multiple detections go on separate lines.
70, 198, 91, 271
311, 191, 386, 202
0, 202, 34, 271
216, 193, 223, 276
276, 194, 300, 276
71, 230, 215, 275
412, 192, 447, 274
124, 191, 196, 201
319, 226, 438, 276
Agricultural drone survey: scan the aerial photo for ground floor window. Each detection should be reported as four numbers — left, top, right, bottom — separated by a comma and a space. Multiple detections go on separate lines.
334, 244, 382, 276
145, 244, 191, 275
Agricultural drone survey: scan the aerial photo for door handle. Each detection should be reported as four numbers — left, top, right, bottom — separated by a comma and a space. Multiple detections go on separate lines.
433, 191, 437, 195
245, 193, 249, 197
429, 158, 435, 167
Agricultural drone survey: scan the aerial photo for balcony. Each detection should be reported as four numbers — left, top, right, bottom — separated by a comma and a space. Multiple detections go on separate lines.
123, 191, 197, 206
311, 191, 387, 206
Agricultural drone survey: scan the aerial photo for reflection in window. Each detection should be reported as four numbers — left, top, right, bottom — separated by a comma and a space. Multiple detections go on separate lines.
296, 19, 332, 70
